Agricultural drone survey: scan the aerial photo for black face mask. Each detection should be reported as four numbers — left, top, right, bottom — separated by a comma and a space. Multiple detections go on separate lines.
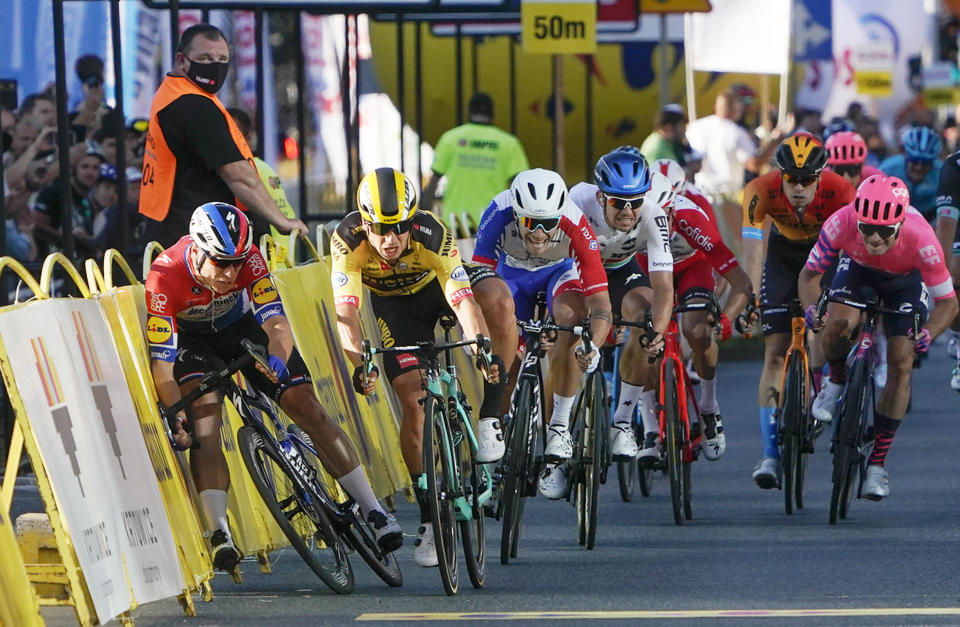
186, 58, 229, 94
1, 131, 10, 153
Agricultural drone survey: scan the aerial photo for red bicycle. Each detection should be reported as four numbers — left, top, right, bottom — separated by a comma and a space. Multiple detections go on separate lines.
620, 299, 717, 525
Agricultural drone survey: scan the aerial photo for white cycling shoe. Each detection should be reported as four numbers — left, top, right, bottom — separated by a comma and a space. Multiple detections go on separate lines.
475, 417, 505, 463
538, 463, 569, 500
414, 523, 438, 567
544, 425, 574, 460
610, 423, 639, 460
863, 465, 890, 500
700, 413, 725, 461
752, 457, 781, 490
812, 380, 843, 423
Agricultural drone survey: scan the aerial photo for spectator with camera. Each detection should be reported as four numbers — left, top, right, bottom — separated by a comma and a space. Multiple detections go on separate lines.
30, 147, 104, 257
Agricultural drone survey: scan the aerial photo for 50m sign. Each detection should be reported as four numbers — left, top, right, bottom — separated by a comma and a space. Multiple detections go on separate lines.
522, 0, 596, 54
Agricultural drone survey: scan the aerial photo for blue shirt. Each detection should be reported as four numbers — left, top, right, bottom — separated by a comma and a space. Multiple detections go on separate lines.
879, 154, 943, 221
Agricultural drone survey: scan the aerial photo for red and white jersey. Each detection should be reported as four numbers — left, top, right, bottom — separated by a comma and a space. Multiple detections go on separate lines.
681, 181, 718, 225
473, 189, 609, 295
144, 236, 285, 362
637, 195, 739, 275
807, 204, 955, 301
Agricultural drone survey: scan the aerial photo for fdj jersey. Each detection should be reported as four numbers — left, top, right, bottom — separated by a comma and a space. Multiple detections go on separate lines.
144, 237, 285, 362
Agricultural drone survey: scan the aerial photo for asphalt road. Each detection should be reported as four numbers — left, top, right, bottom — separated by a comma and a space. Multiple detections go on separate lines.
34, 344, 960, 625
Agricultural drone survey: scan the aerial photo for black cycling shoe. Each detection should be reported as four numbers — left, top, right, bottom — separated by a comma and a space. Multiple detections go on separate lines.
210, 529, 242, 571
367, 510, 403, 554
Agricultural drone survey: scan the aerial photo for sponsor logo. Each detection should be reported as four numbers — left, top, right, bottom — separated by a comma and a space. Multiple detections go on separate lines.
377, 318, 395, 347
468, 139, 500, 150
150, 348, 173, 361
625, 272, 645, 284
332, 271, 349, 288
247, 254, 267, 277
651, 260, 672, 269
258, 304, 283, 320
146, 315, 175, 345
919, 245, 941, 264
936, 194, 953, 206
157, 254, 171, 264
580, 226, 592, 240
335, 295, 359, 307
149, 292, 167, 313
415, 224, 433, 236
450, 287, 473, 304
676, 218, 714, 251
251, 277, 279, 305
589, 240, 599, 250
747, 195, 760, 224
191, 286, 202, 295
332, 237, 349, 256
891, 186, 909, 199
397, 353, 419, 368
451, 266, 468, 282
654, 215, 670, 252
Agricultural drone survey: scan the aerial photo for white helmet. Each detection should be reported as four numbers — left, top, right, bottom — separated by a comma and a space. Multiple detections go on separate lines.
511, 168, 569, 220
651, 158, 686, 195
647, 171, 676, 212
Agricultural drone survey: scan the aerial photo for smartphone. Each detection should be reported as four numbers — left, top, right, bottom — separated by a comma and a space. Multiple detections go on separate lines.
0, 78, 17, 111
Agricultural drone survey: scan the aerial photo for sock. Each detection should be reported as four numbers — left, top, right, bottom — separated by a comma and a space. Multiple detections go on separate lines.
336, 465, 381, 520
640, 389, 659, 435
759, 406, 779, 459
613, 382, 644, 425
479, 369, 506, 420
811, 368, 823, 395
867, 412, 901, 466
548, 394, 575, 430
198, 489, 231, 537
411, 473, 430, 523
699, 377, 718, 414
828, 358, 847, 385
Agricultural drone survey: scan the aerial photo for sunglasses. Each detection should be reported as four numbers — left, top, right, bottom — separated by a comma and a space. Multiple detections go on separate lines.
857, 221, 901, 239
781, 171, 820, 187
833, 164, 862, 177
365, 220, 412, 236
206, 255, 247, 269
906, 158, 933, 167
603, 194, 645, 211
517, 215, 561, 233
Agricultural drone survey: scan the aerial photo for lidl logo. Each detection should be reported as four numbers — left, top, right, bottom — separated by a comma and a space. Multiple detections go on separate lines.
252, 277, 278, 305
146, 315, 174, 345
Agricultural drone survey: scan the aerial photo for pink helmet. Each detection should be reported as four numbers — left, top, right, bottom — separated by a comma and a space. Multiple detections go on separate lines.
825, 131, 868, 166
854, 175, 909, 225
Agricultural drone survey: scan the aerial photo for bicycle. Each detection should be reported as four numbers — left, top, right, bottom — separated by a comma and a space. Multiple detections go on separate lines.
163, 340, 402, 595
814, 294, 920, 525
757, 299, 822, 515
361, 318, 493, 596
620, 299, 718, 526
613, 333, 655, 502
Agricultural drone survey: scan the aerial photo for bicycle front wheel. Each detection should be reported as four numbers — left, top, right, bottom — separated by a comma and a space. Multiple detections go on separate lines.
423, 396, 459, 595
663, 362, 685, 526
617, 457, 635, 502
501, 381, 533, 565
638, 460, 654, 497
459, 436, 486, 589
585, 371, 607, 549
780, 351, 806, 516
237, 426, 354, 594
829, 361, 866, 525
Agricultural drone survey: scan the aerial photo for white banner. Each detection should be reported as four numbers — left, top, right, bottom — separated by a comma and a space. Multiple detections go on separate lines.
0, 300, 183, 623
303, 13, 349, 192
688, 0, 790, 75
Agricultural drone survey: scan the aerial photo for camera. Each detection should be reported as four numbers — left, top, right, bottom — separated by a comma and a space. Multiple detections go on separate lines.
75, 55, 104, 91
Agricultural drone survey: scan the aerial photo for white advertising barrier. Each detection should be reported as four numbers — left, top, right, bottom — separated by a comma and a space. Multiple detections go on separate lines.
0, 299, 183, 622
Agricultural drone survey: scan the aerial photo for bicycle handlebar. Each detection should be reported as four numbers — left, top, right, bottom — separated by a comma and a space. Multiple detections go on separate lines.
816, 290, 922, 337
163, 339, 265, 420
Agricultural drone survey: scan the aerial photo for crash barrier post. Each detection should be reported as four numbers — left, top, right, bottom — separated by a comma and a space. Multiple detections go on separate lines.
0, 503, 44, 626
0, 253, 186, 625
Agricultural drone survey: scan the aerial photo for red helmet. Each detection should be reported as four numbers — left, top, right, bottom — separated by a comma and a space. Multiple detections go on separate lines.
825, 131, 868, 166
854, 175, 909, 226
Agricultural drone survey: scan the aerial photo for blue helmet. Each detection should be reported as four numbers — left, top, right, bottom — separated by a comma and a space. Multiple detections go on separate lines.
822, 119, 853, 140
594, 147, 652, 196
901, 126, 942, 161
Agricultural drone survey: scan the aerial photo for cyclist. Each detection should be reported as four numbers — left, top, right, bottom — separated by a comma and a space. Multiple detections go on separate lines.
472, 167, 612, 499
331, 167, 501, 568
652, 157, 718, 225
145, 202, 402, 571
934, 148, 960, 380
799, 175, 957, 499
634, 171, 753, 462
742, 134, 856, 489
825, 131, 883, 188
568, 148, 674, 461
880, 126, 943, 221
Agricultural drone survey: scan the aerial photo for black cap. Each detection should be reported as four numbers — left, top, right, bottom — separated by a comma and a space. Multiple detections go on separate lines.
468, 92, 494, 121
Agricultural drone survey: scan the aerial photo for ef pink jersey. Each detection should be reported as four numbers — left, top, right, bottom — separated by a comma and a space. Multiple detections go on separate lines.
806, 204, 955, 301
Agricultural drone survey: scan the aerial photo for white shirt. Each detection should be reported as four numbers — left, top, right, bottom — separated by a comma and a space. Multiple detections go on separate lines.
685, 115, 756, 194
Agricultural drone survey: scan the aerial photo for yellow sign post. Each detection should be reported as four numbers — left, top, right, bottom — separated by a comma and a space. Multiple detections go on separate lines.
521, 0, 596, 54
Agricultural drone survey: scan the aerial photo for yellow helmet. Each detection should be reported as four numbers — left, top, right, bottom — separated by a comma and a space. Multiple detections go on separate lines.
776, 133, 827, 175
356, 167, 418, 224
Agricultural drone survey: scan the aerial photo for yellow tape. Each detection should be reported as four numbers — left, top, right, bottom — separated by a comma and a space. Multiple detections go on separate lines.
0, 507, 43, 626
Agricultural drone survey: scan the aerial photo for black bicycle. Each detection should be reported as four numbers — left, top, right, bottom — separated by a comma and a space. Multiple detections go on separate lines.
163, 340, 402, 594
815, 294, 920, 525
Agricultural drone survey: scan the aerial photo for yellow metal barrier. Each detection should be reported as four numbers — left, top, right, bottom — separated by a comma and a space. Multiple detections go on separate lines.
0, 490, 43, 626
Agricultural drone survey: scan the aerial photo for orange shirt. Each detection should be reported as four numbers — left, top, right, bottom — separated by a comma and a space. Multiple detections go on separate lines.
741, 169, 855, 243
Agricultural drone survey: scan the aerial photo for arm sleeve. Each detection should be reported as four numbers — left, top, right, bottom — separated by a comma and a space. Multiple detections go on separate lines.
918, 237, 956, 301
144, 267, 181, 363
330, 230, 365, 308
241, 250, 286, 323
431, 229, 474, 306
681, 210, 738, 273
936, 157, 960, 221
741, 180, 765, 241
472, 200, 506, 268
157, 95, 246, 171
642, 208, 674, 273
562, 215, 609, 295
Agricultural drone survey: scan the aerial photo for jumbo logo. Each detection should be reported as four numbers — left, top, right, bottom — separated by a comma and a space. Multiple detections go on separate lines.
252, 277, 278, 305
146, 315, 174, 345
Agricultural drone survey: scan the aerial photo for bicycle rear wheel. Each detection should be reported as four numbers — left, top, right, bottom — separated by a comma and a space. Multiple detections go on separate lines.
423, 396, 460, 595
780, 351, 806, 516
460, 437, 486, 589
500, 381, 532, 565
237, 426, 353, 594
663, 362, 685, 526
287, 425, 402, 588
638, 461, 654, 497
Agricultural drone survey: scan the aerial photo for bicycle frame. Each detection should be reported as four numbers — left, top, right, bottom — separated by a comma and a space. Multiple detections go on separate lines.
657, 317, 701, 462
778, 316, 810, 398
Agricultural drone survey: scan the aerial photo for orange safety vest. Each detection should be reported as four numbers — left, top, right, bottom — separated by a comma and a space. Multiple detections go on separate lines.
139, 74, 255, 221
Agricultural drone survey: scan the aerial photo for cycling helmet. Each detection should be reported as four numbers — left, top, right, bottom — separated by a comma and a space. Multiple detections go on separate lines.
357, 167, 417, 224
651, 158, 686, 195
822, 119, 854, 140
511, 168, 569, 222
189, 202, 253, 261
854, 175, 909, 226
776, 133, 828, 175
594, 147, 652, 196
825, 131, 868, 166
647, 171, 676, 212
901, 126, 942, 161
